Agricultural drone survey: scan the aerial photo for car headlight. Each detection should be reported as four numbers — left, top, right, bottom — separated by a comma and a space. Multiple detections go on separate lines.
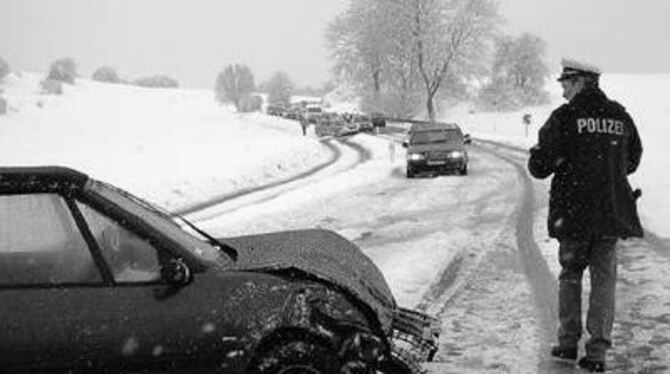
408, 153, 424, 161
448, 151, 464, 159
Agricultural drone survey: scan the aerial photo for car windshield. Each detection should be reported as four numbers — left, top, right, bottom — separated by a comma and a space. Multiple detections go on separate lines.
411, 130, 462, 145
87, 180, 230, 265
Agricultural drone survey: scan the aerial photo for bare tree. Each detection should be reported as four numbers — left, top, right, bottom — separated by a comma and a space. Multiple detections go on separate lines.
327, 0, 499, 119
215, 64, 255, 110
327, 0, 392, 99
411, 0, 500, 120
478, 33, 550, 110
264, 71, 294, 106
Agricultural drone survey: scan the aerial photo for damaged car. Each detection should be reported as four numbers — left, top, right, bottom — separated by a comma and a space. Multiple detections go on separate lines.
0, 166, 440, 373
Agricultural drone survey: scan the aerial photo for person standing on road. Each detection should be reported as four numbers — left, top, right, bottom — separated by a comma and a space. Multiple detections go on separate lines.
300, 119, 308, 136
527, 58, 643, 372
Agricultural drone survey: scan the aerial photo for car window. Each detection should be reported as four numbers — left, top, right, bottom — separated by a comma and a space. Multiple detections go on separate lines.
0, 194, 101, 286
89, 181, 227, 265
76, 202, 161, 283
411, 130, 462, 144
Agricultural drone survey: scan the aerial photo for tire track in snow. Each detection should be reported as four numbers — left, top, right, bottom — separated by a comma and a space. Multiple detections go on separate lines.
418, 138, 558, 372
179, 136, 372, 221
173, 139, 341, 216
475, 140, 559, 369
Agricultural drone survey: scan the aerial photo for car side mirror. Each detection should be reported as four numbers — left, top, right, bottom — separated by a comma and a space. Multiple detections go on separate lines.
402, 141, 408, 148
463, 134, 472, 144
161, 258, 192, 286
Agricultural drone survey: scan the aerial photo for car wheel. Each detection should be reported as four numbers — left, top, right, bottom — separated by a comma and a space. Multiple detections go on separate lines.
249, 339, 342, 374
377, 358, 414, 374
460, 164, 468, 175
406, 167, 414, 178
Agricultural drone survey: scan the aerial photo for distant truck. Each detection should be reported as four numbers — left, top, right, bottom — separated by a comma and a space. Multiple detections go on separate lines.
303, 105, 323, 124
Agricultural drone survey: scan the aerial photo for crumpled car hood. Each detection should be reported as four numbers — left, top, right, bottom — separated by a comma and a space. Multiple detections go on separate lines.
221, 229, 397, 331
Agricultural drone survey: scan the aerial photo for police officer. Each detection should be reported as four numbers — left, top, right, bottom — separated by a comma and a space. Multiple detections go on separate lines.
528, 59, 643, 372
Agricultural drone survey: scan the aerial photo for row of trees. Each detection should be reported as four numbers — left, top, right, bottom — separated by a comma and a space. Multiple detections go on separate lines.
0, 56, 182, 94
2, 54, 298, 113
213, 64, 332, 112
326, 0, 551, 119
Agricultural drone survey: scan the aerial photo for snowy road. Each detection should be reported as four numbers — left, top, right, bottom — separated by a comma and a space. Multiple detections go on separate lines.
187, 132, 670, 373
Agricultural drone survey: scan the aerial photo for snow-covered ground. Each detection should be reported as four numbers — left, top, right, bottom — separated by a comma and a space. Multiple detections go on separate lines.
1, 72, 668, 372
444, 74, 670, 239
2, 70, 667, 290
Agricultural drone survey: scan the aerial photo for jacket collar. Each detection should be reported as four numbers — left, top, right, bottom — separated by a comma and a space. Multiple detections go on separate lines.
570, 86, 608, 105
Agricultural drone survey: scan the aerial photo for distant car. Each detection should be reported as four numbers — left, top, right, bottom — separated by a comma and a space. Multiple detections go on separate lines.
315, 112, 347, 137
283, 106, 301, 120
0, 166, 439, 373
340, 120, 360, 136
265, 104, 286, 116
371, 112, 387, 128
402, 122, 471, 177
352, 113, 374, 132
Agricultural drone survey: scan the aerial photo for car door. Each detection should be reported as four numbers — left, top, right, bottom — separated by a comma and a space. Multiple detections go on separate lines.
68, 199, 245, 371
0, 192, 240, 372
0, 192, 110, 371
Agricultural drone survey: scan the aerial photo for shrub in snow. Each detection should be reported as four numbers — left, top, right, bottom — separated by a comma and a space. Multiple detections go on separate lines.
47, 57, 78, 84
0, 57, 9, 81
133, 75, 179, 88
92, 66, 122, 83
40, 79, 63, 95
238, 94, 263, 112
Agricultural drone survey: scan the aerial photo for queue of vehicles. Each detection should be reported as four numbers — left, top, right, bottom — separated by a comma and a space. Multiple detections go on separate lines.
266, 103, 472, 178
265, 103, 383, 138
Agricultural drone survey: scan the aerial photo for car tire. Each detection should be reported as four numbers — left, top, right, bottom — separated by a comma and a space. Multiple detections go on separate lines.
377, 357, 414, 374
460, 164, 468, 175
406, 167, 415, 178
249, 339, 342, 374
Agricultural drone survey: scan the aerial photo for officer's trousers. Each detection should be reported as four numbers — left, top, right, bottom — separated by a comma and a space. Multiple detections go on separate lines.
557, 237, 618, 361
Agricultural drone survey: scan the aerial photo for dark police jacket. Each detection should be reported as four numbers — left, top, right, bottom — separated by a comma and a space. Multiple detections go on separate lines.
528, 87, 643, 240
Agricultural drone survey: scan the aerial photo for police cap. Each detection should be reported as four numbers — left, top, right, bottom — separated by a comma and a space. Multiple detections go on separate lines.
557, 58, 602, 81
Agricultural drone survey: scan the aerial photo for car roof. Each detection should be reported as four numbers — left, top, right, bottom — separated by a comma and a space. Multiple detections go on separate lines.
0, 166, 89, 192
409, 122, 462, 133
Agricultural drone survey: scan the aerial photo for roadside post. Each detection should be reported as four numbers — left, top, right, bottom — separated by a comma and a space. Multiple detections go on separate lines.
522, 113, 532, 138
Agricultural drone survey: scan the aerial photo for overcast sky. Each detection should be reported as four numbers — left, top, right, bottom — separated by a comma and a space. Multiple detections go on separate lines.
2, 0, 669, 88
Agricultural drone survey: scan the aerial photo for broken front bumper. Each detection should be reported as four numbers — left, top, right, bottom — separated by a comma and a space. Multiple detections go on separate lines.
389, 307, 441, 373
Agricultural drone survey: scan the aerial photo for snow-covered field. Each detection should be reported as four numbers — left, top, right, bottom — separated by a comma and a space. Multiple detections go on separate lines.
1, 71, 668, 373
2, 70, 667, 269
0, 72, 331, 211
2, 70, 668, 288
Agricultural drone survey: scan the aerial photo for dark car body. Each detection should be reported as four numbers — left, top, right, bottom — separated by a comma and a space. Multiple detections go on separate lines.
315, 112, 349, 137
352, 114, 374, 132
402, 123, 470, 177
265, 104, 286, 117
0, 167, 439, 373
371, 112, 386, 128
